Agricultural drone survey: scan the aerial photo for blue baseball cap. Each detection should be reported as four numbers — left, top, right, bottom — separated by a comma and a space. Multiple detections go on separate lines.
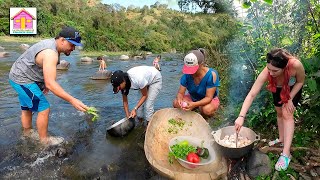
58, 26, 83, 46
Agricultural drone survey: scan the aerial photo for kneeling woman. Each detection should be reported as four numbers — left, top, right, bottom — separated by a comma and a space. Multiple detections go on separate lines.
173, 49, 220, 117
111, 66, 162, 124
234, 48, 305, 171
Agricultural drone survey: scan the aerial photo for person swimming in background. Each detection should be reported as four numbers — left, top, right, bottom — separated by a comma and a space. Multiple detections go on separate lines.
153, 55, 161, 71
97, 56, 107, 71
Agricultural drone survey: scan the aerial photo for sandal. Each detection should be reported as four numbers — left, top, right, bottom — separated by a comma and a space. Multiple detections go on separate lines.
275, 153, 291, 171
268, 138, 283, 147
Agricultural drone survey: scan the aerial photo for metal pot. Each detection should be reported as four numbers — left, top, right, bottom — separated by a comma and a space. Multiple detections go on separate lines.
211, 126, 260, 159
106, 117, 135, 137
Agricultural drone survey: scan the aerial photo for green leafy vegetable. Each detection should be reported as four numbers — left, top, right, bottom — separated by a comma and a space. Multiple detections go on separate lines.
86, 107, 99, 121
168, 118, 186, 134
168, 140, 196, 164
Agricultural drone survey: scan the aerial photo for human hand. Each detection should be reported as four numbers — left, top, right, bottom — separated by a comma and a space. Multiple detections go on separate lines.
70, 98, 89, 112
283, 99, 295, 114
182, 101, 194, 111
129, 109, 137, 118
43, 87, 49, 95
235, 116, 245, 133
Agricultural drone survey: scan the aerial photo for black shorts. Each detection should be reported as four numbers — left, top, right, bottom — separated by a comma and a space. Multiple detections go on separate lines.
272, 86, 302, 107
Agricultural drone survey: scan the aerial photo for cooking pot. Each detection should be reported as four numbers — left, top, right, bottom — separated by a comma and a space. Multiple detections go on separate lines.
211, 126, 260, 159
106, 117, 135, 137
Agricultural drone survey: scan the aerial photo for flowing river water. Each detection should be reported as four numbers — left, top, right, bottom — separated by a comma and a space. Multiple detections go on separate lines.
0, 41, 253, 179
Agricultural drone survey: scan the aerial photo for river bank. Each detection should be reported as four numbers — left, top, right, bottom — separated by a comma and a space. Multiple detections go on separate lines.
0, 36, 130, 57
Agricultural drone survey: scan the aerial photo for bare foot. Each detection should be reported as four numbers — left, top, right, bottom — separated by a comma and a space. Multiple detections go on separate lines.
40, 136, 64, 146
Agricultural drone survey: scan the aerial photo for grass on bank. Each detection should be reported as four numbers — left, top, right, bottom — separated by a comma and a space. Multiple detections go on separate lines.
0, 35, 130, 57
0, 35, 42, 43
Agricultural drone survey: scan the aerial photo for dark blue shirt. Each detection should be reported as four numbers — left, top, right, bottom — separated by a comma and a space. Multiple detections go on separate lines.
180, 68, 220, 102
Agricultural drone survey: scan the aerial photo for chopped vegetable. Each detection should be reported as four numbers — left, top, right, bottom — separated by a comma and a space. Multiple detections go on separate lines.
167, 118, 186, 134
196, 141, 209, 159
86, 107, 99, 121
178, 140, 189, 146
168, 140, 196, 164
186, 152, 200, 163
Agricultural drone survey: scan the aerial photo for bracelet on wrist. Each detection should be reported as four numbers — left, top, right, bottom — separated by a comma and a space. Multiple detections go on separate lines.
134, 106, 138, 111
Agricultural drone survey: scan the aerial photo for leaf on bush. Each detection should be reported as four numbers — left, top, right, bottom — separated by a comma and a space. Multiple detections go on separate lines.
263, 0, 273, 4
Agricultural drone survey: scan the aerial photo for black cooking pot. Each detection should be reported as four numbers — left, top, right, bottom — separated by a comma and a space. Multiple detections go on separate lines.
106, 117, 135, 137
211, 126, 260, 159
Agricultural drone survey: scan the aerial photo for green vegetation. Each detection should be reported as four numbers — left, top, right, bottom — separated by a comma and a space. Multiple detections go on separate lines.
228, 0, 320, 178
0, 0, 237, 54
1, 0, 319, 177
86, 107, 99, 121
168, 140, 197, 163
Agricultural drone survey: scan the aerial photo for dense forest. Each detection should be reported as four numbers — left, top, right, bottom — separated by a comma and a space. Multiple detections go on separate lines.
0, 0, 320, 178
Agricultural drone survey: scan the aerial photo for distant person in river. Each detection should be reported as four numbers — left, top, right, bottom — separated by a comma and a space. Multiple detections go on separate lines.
111, 66, 162, 125
9, 26, 89, 146
153, 55, 161, 71
172, 48, 220, 117
97, 56, 107, 71
234, 48, 305, 171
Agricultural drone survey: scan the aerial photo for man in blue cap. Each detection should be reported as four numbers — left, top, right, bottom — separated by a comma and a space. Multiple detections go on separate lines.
9, 26, 89, 146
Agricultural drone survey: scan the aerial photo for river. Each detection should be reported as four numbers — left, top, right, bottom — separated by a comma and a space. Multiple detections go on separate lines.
0, 41, 253, 179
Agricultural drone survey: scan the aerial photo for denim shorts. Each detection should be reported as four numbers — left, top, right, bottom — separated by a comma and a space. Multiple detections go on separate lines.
9, 80, 50, 112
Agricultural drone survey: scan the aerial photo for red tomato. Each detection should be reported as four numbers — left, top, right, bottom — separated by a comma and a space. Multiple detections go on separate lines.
186, 152, 200, 163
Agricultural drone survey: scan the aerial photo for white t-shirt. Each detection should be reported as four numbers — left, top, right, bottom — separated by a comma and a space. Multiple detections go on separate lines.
127, 66, 160, 89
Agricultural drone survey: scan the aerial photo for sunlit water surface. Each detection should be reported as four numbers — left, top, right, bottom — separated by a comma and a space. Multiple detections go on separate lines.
0, 41, 253, 179
0, 41, 183, 179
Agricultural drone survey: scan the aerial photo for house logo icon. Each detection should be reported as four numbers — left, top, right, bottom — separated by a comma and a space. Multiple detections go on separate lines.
10, 7, 37, 35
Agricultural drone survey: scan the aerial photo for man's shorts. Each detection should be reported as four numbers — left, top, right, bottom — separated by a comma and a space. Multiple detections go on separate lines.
9, 80, 49, 112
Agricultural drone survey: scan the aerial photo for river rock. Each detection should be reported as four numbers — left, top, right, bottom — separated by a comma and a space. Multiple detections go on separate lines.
57, 60, 70, 70
80, 56, 93, 62
20, 43, 30, 51
119, 55, 129, 60
90, 70, 112, 80
0, 46, 4, 51
0, 52, 10, 57
247, 150, 272, 178
133, 55, 143, 59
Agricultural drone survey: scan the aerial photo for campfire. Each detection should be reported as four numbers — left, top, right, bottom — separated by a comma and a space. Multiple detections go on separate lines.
227, 154, 252, 180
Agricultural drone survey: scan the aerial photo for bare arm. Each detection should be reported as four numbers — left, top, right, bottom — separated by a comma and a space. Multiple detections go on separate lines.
129, 87, 148, 118
290, 60, 305, 99
235, 67, 269, 132
122, 94, 130, 118
175, 85, 187, 107
41, 49, 88, 112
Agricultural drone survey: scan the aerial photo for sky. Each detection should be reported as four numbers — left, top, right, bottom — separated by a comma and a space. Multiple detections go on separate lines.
101, 0, 180, 10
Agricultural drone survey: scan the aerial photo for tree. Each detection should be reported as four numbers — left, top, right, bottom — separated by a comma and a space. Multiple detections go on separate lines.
178, 0, 234, 14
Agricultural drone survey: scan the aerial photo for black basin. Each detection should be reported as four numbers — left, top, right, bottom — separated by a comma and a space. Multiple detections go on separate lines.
106, 117, 135, 137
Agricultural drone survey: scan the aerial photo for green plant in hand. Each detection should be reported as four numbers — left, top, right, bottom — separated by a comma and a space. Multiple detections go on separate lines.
86, 107, 99, 121
168, 140, 196, 164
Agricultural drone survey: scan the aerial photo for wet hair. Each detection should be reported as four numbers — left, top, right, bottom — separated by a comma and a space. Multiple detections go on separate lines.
157, 55, 161, 59
97, 56, 103, 60
266, 48, 294, 103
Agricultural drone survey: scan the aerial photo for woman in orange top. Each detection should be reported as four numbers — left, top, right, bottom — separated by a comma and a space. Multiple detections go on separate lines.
234, 48, 305, 171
